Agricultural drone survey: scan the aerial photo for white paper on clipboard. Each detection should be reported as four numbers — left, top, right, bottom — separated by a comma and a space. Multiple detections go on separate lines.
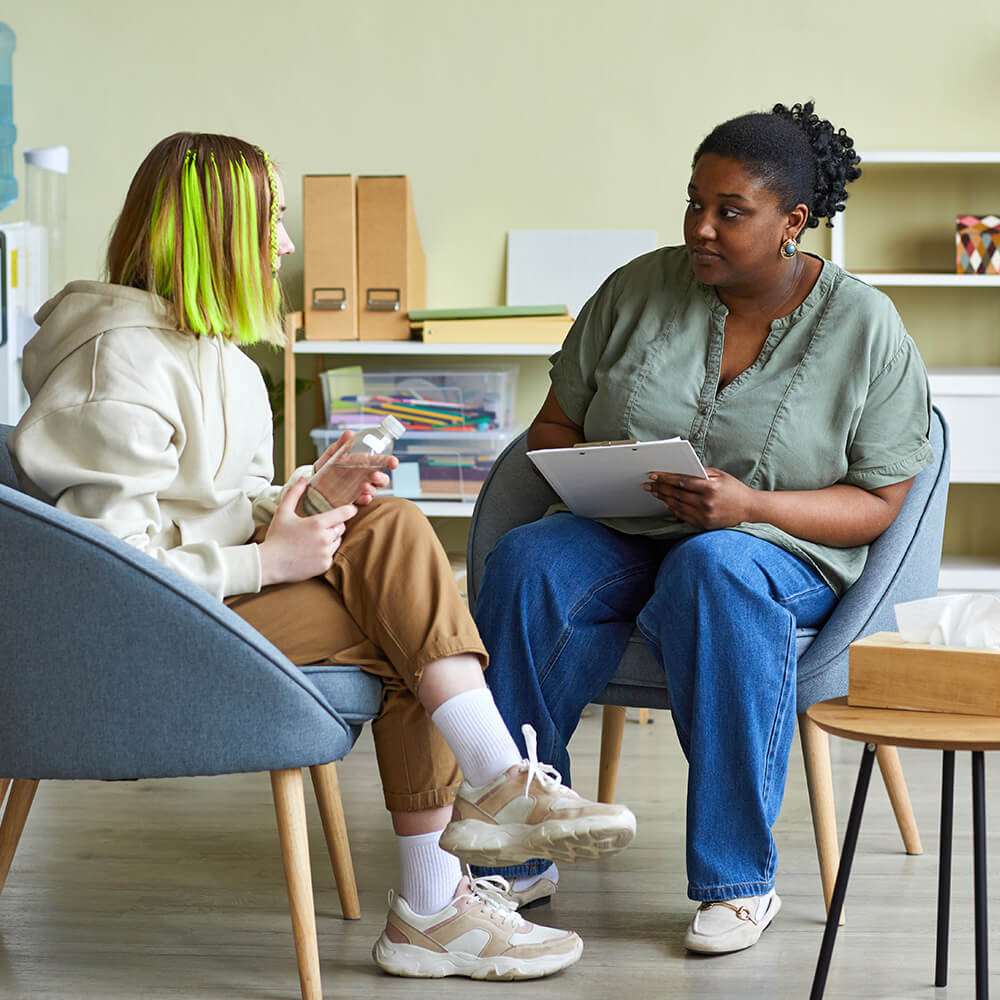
527, 438, 708, 518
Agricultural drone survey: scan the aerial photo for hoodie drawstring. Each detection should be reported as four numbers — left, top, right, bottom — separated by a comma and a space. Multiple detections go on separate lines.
197, 335, 231, 479
216, 337, 230, 470
87, 333, 104, 402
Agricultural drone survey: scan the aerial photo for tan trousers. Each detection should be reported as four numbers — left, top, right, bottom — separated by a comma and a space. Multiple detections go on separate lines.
226, 497, 487, 812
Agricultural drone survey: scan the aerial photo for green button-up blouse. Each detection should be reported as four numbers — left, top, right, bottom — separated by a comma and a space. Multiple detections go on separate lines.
548, 245, 934, 596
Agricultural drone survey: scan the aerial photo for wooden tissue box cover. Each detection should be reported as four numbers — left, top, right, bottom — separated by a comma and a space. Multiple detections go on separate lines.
849, 632, 1000, 717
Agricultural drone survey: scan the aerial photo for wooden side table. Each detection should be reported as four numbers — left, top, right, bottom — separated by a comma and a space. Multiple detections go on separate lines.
806, 697, 1000, 1000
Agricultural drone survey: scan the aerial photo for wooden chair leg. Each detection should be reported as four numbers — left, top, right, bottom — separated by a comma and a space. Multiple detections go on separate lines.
0, 779, 39, 896
876, 744, 923, 855
309, 763, 361, 920
637, 708, 650, 726
798, 714, 844, 925
598, 706, 627, 804
270, 768, 322, 1000
0, 778, 10, 811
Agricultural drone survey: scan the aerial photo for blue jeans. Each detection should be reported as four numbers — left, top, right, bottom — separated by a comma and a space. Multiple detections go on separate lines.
472, 513, 836, 900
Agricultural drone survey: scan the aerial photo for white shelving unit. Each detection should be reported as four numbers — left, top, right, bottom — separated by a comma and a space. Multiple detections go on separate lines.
288, 332, 561, 518
849, 274, 1000, 288
289, 155, 1000, 580
937, 556, 1000, 594
293, 340, 560, 358
832, 152, 1000, 591
829, 151, 1000, 276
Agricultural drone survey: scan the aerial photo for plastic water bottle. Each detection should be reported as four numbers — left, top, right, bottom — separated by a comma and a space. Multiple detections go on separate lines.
302, 415, 405, 514
0, 23, 16, 211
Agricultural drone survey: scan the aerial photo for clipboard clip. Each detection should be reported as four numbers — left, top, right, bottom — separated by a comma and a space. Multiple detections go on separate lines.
577, 439, 638, 449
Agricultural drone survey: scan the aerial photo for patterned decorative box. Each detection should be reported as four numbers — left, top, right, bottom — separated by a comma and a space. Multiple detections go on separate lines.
956, 215, 1000, 275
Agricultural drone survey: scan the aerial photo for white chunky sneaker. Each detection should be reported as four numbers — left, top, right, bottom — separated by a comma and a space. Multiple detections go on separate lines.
372, 874, 582, 979
683, 890, 781, 954
439, 724, 637, 867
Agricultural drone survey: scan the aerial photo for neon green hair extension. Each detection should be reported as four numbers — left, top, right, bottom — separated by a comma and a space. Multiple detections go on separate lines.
145, 147, 282, 345
181, 151, 224, 335
149, 179, 175, 298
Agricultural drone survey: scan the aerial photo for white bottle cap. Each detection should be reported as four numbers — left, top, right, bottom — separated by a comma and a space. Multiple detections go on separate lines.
382, 415, 405, 438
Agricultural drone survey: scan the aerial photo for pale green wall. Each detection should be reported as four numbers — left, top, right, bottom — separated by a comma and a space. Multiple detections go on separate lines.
2, 0, 996, 554
3, 0, 995, 305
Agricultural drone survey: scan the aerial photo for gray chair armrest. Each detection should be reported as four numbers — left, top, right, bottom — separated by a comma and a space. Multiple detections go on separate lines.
794, 406, 950, 708
0, 424, 15, 488
0, 485, 356, 780
467, 432, 554, 611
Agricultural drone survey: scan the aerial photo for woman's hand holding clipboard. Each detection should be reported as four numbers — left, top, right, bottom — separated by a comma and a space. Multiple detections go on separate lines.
526, 438, 708, 519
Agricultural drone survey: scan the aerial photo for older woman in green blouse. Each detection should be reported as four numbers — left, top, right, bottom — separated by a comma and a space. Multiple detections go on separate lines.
473, 101, 933, 955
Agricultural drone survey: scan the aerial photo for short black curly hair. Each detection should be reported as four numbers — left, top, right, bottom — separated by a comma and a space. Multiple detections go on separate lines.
692, 101, 862, 230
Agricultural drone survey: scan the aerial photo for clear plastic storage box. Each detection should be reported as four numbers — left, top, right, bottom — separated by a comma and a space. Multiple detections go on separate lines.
311, 426, 516, 503
319, 366, 517, 433
313, 366, 519, 503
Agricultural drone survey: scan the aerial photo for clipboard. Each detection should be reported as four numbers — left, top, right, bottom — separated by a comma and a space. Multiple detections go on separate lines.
527, 438, 708, 518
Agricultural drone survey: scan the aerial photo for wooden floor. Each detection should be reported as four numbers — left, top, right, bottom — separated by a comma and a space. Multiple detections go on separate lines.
1, 710, 998, 1000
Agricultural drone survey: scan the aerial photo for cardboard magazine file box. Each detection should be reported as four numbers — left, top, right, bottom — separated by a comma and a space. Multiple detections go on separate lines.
356, 175, 426, 341
303, 174, 358, 340
848, 631, 1000, 717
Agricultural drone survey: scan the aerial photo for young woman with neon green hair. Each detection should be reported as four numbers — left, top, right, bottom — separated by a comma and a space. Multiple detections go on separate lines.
8, 132, 636, 980
106, 133, 289, 345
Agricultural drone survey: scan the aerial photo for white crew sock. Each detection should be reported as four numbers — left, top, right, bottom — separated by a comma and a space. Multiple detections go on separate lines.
430, 687, 522, 788
397, 830, 464, 915
512, 862, 559, 892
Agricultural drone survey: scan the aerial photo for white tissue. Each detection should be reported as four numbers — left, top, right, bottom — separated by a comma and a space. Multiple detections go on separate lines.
894, 594, 1000, 649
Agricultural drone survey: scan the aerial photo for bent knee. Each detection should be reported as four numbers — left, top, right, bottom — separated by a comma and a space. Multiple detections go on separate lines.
484, 520, 595, 598
350, 495, 438, 543
486, 521, 546, 570
660, 530, 768, 596
666, 531, 737, 572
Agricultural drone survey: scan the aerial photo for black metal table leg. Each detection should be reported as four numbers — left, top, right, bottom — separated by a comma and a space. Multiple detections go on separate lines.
810, 742, 877, 1000
936, 750, 955, 987
972, 751, 989, 1000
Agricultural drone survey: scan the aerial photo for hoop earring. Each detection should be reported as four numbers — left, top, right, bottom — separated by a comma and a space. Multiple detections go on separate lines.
780, 237, 798, 259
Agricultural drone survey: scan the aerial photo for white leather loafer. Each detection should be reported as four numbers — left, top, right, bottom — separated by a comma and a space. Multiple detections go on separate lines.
684, 890, 781, 954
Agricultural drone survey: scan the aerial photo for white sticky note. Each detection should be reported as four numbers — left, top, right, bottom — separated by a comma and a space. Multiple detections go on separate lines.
391, 462, 422, 499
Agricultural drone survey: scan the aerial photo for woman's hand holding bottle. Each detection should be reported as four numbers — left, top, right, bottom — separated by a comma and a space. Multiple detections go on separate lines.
259, 479, 357, 585
303, 421, 403, 515
307, 429, 398, 511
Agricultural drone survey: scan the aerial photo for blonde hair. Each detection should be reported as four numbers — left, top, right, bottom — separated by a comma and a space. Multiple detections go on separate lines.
106, 132, 284, 346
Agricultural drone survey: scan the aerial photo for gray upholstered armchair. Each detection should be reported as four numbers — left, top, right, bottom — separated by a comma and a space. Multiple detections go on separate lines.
0, 424, 382, 1000
467, 407, 951, 916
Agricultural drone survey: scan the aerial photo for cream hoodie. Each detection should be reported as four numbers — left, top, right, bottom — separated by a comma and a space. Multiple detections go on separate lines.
9, 281, 284, 599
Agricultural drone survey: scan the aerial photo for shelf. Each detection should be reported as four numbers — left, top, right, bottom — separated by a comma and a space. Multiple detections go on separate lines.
947, 470, 1000, 485
314, 428, 516, 442
851, 273, 1000, 288
928, 368, 1000, 395
829, 154, 1000, 277
407, 499, 477, 518
926, 369, 1000, 483
939, 555, 1000, 592
293, 340, 561, 356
